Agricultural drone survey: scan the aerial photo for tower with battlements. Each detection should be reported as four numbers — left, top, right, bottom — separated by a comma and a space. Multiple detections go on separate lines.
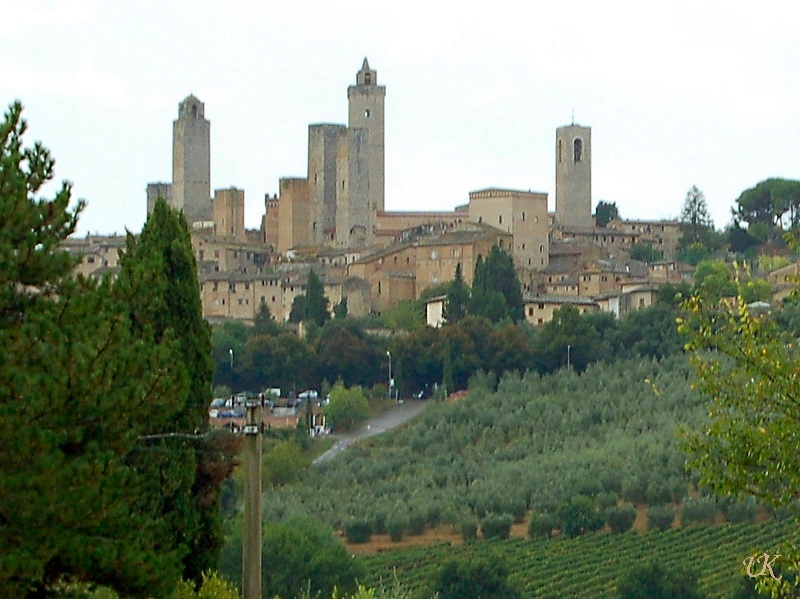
172, 95, 211, 224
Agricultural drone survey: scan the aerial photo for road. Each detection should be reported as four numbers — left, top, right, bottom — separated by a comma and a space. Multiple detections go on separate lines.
313, 399, 431, 464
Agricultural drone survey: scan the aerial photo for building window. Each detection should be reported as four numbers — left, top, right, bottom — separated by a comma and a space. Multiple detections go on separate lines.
499, 215, 503, 225
377, 281, 382, 294
574, 138, 583, 162
528, 307, 534, 316
539, 245, 544, 252
365, 108, 371, 118
538, 303, 545, 309
365, 73, 371, 85
521, 212, 526, 221
558, 139, 563, 163
431, 250, 437, 260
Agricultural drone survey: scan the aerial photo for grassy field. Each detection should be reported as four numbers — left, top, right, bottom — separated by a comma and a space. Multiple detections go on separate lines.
358, 519, 799, 598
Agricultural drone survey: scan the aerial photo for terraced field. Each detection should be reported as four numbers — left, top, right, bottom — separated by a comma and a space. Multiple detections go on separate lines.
359, 519, 799, 598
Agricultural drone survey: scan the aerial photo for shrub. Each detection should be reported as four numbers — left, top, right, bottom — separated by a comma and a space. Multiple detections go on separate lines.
344, 518, 373, 544
432, 556, 521, 599
426, 503, 443, 528
616, 561, 704, 599
605, 504, 637, 534
621, 476, 649, 504
481, 513, 513, 540
558, 496, 604, 538
459, 520, 478, 542
681, 496, 717, 525
407, 510, 427, 536
386, 512, 408, 542
595, 491, 620, 511
527, 512, 558, 539
725, 498, 758, 523
646, 504, 676, 532
502, 497, 528, 523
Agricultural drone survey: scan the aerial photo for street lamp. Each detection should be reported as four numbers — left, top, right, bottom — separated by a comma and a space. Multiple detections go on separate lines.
386, 350, 392, 400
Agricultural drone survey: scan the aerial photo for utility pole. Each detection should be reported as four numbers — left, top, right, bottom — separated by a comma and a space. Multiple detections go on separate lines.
242, 397, 262, 599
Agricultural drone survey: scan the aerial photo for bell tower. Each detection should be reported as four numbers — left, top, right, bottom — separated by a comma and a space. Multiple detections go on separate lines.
347, 57, 386, 212
555, 123, 592, 228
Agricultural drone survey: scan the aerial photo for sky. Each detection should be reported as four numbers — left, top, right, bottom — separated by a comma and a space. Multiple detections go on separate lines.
1, 0, 798, 236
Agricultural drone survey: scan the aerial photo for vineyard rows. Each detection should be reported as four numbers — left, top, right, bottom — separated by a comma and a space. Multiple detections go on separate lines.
359, 520, 800, 598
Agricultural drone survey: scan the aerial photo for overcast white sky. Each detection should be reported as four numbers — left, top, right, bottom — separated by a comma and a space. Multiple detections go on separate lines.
2, 0, 798, 236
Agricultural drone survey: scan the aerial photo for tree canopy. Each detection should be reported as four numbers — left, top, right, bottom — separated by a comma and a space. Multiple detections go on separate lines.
595, 200, 620, 227
0, 103, 237, 596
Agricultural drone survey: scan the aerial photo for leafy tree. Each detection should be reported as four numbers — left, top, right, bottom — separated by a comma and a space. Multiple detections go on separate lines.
630, 242, 662, 263
431, 556, 521, 599
616, 561, 706, 599
382, 299, 423, 331
726, 221, 762, 254
605, 504, 637, 534
334, 296, 348, 319
171, 571, 241, 599
595, 200, 620, 227
612, 303, 683, 360
305, 269, 330, 326
211, 320, 250, 389
680, 242, 712, 265
680, 265, 800, 592
693, 260, 736, 302
0, 101, 233, 596
732, 178, 800, 239
558, 495, 604, 537
289, 293, 306, 323
444, 262, 469, 324
533, 305, 602, 373
316, 321, 382, 388
252, 298, 281, 336
324, 382, 369, 431
263, 440, 304, 487
220, 517, 364, 599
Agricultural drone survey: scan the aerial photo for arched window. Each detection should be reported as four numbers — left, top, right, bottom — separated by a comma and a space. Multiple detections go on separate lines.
365, 73, 371, 85
573, 138, 583, 163
192, 104, 197, 118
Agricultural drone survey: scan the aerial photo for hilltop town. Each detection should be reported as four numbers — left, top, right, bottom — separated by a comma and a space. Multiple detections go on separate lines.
63, 59, 738, 327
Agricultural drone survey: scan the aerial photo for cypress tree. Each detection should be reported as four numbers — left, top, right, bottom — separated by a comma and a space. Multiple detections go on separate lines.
444, 262, 470, 324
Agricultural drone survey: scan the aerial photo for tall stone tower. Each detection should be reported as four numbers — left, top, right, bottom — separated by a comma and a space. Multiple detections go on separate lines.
173, 95, 211, 224
348, 58, 385, 212
555, 123, 592, 228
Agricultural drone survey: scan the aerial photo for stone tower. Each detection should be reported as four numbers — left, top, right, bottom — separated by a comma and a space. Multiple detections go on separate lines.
555, 123, 592, 228
173, 95, 211, 224
348, 57, 385, 212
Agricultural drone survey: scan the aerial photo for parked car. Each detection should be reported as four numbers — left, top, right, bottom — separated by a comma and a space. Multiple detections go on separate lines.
298, 389, 319, 400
